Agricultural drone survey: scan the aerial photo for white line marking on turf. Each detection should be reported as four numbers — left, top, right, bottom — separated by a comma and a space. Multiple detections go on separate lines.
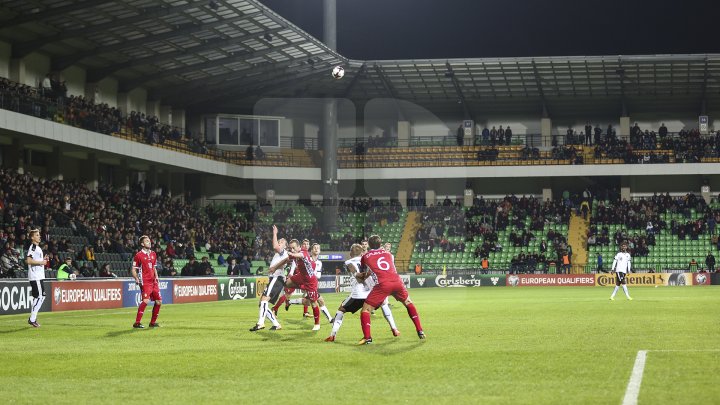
622, 350, 647, 405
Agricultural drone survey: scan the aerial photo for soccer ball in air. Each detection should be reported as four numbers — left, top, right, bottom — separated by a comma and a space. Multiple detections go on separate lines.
331, 66, 345, 79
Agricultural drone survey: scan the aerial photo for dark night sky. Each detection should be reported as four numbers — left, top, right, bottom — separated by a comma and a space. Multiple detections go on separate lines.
258, 0, 720, 60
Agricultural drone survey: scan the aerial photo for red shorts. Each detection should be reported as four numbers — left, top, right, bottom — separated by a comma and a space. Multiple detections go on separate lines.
365, 280, 408, 308
289, 274, 318, 302
141, 280, 162, 302
304, 290, 319, 302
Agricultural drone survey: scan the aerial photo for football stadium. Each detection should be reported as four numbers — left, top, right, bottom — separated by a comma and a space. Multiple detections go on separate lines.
0, 1, 719, 403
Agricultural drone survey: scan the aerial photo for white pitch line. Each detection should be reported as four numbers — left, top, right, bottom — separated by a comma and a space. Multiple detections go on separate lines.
622, 350, 647, 405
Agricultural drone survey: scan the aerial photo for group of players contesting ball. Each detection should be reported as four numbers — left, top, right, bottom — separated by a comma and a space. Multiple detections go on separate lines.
250, 225, 425, 344
24, 228, 634, 342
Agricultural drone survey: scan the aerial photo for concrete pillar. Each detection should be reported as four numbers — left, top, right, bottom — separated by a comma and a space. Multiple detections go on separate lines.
542, 187, 553, 202
0, 41, 10, 78
171, 108, 186, 132
619, 116, 631, 141
148, 166, 160, 196
85, 153, 99, 191
426, 189, 436, 207
266, 187, 276, 205
163, 171, 172, 197
321, 98, 339, 232
620, 178, 631, 202
85, 82, 99, 103
398, 189, 407, 208
701, 182, 711, 205
47, 146, 62, 180
114, 159, 130, 191
398, 121, 411, 147
6, 138, 24, 173
146, 100, 161, 118
541, 118, 552, 147
463, 187, 474, 207
117, 93, 130, 113
160, 105, 172, 127
9, 58, 25, 83
172, 173, 185, 202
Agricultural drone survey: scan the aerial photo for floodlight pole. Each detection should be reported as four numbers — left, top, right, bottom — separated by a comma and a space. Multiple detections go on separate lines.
321, 0, 339, 232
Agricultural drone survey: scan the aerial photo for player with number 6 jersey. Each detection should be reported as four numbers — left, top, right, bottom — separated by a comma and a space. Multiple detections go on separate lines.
357, 235, 425, 344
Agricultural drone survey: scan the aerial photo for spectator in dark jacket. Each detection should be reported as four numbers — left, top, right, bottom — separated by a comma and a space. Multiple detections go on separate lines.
227, 258, 241, 276
239, 255, 251, 276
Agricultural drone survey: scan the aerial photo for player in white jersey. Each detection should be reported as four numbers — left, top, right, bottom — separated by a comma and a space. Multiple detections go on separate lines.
610, 242, 633, 301
250, 225, 287, 331
324, 243, 399, 342
26, 229, 47, 327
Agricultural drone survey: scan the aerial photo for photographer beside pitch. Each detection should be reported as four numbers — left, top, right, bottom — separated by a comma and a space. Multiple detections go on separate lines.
609, 242, 633, 301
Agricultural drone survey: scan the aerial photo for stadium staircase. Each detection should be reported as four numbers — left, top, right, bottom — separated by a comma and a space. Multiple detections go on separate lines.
567, 212, 589, 272
395, 211, 421, 271
581, 146, 596, 164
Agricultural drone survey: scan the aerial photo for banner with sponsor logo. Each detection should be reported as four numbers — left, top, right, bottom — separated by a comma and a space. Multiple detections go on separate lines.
255, 277, 268, 299
595, 273, 699, 287
507, 274, 596, 287
0, 280, 52, 315
217, 277, 256, 300
51, 281, 124, 311
172, 278, 218, 303
689, 272, 711, 286
317, 275, 338, 294
122, 279, 173, 307
412, 274, 506, 288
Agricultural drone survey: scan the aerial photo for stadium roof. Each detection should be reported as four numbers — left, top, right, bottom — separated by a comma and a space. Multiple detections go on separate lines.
1, 0, 719, 118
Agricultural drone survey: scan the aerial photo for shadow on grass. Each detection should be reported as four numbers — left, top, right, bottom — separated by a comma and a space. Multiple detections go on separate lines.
105, 329, 137, 338
331, 336, 425, 355
0, 327, 29, 334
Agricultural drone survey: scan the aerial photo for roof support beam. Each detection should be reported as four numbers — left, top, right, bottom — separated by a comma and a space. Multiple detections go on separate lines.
52, 11, 264, 71
701, 57, 709, 115
14, 3, 195, 58
183, 61, 337, 107
531, 60, 550, 118
341, 63, 366, 98
373, 64, 407, 121
445, 61, 473, 121
86, 26, 287, 83
0, 0, 117, 30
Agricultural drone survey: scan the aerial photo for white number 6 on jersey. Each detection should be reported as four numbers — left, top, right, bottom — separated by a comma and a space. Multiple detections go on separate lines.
377, 257, 390, 271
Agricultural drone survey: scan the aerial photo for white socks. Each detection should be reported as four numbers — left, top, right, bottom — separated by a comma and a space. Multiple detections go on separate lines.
330, 311, 345, 337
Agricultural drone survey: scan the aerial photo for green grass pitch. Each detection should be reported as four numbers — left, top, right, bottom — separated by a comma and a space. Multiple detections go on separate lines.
1, 287, 718, 404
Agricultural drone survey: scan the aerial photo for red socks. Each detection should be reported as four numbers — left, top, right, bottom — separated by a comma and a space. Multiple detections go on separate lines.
304, 304, 309, 314
135, 301, 147, 324
360, 311, 371, 339
150, 303, 161, 324
406, 303, 423, 332
312, 306, 320, 325
273, 295, 286, 312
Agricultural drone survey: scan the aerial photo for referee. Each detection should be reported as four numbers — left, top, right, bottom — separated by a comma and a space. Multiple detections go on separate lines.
26, 229, 47, 327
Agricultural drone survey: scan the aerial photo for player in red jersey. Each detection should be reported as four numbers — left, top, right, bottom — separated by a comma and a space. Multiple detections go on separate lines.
283, 239, 322, 330
131, 235, 162, 329
357, 235, 424, 344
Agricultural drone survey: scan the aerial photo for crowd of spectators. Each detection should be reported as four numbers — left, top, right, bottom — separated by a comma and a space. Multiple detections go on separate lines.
587, 191, 720, 257
0, 167, 258, 278
0, 76, 187, 147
